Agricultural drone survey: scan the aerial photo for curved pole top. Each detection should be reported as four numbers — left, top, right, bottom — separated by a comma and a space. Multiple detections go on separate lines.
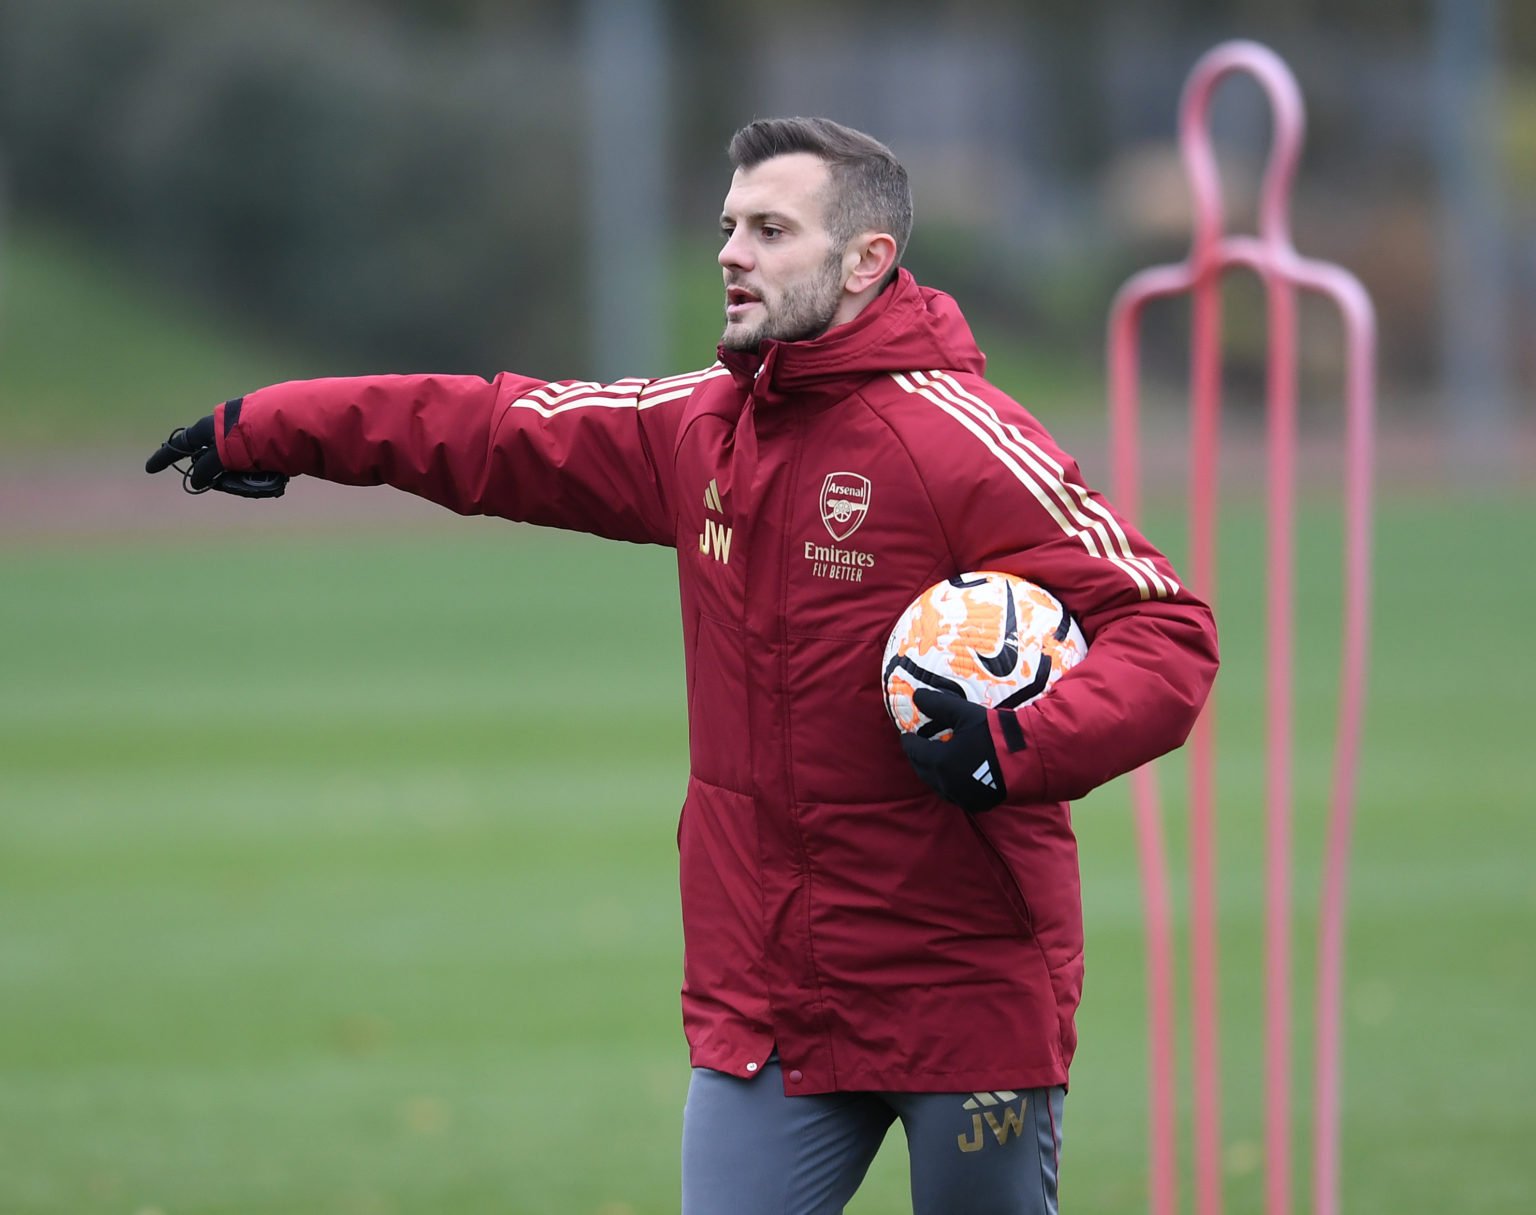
1179, 39, 1307, 258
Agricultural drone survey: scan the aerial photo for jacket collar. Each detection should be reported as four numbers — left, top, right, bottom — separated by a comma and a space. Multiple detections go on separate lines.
717, 269, 987, 411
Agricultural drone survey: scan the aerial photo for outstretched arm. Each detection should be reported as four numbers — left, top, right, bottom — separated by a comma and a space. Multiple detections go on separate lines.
144, 368, 715, 546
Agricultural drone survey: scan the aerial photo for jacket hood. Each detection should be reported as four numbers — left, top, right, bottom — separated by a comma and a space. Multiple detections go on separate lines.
718, 269, 988, 409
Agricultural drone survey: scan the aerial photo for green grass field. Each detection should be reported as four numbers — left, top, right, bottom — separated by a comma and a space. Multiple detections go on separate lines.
2, 221, 1532, 1212
1, 491, 1531, 1215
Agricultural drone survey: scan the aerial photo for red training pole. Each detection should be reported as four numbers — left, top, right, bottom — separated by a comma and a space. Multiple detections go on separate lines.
1106, 40, 1376, 1215
1109, 313, 1180, 1215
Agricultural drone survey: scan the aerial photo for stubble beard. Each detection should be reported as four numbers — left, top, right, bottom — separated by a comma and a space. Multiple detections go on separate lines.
720, 254, 845, 352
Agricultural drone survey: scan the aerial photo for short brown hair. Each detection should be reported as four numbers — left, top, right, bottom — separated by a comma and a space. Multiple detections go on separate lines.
728, 117, 913, 268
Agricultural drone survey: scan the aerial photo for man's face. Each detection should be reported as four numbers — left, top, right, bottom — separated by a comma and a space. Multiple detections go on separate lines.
718, 153, 848, 352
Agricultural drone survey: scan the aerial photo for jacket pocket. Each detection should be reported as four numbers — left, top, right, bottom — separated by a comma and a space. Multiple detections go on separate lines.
797, 797, 1037, 992
677, 778, 770, 1017
964, 815, 1036, 937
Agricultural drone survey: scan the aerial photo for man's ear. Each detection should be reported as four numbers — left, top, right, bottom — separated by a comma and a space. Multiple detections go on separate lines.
843, 233, 899, 295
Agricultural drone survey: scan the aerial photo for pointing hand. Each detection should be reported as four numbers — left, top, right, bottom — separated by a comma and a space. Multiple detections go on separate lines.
145, 407, 287, 498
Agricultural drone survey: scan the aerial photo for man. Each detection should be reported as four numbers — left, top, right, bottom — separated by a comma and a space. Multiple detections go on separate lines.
148, 117, 1217, 1214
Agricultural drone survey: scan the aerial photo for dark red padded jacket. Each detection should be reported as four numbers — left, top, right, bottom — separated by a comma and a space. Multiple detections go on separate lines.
216, 270, 1217, 1094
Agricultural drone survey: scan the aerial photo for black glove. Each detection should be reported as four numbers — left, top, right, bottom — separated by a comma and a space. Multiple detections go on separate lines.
899, 689, 1006, 813
145, 405, 288, 498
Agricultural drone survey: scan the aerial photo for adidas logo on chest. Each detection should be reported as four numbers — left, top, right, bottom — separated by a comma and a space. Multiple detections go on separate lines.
698, 478, 732, 564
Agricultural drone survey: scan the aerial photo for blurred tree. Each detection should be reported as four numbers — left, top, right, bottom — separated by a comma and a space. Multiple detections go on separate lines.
0, 1, 588, 373
0, 0, 1528, 423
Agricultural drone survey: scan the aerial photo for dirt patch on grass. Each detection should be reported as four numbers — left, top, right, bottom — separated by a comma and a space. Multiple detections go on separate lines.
2, 422, 1528, 546
0, 447, 466, 546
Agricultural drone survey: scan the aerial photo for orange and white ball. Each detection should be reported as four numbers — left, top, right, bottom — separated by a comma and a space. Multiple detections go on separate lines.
882, 572, 1088, 738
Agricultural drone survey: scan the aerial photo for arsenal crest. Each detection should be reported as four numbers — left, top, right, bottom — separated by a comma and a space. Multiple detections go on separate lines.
821, 472, 871, 541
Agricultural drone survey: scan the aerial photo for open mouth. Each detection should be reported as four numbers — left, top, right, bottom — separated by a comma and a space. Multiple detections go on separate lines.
725, 286, 761, 319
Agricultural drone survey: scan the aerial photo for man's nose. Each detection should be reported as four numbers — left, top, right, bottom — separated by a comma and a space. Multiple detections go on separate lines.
718, 229, 752, 272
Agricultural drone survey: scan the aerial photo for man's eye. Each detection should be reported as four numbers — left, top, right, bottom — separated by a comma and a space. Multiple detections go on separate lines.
761, 227, 783, 240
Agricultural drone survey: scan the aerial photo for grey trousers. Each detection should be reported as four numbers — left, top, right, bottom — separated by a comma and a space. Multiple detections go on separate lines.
681, 1057, 1065, 1215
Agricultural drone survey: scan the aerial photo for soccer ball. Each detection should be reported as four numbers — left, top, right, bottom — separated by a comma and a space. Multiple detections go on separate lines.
882, 571, 1088, 737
